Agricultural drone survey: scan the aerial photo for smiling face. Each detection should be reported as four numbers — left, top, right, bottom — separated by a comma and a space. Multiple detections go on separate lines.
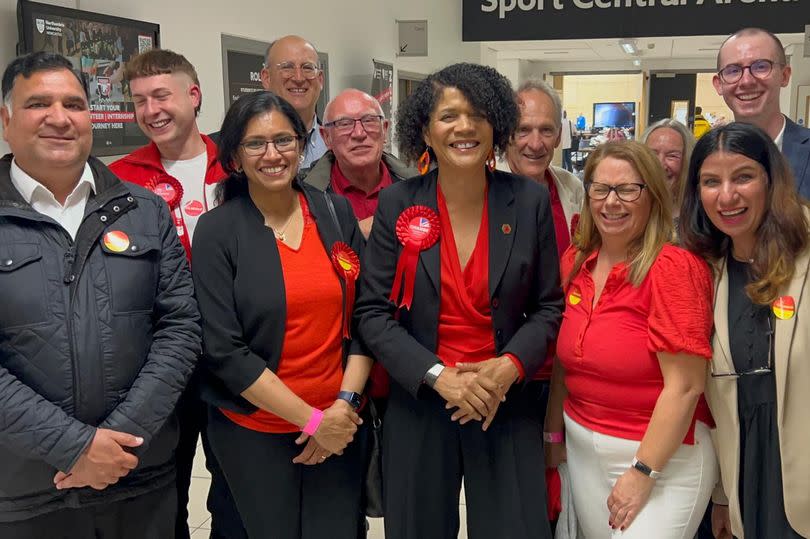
261, 36, 323, 125
1, 68, 92, 179
713, 32, 790, 126
322, 90, 387, 174
645, 127, 684, 195
505, 88, 561, 182
589, 156, 652, 247
130, 72, 200, 150
698, 149, 768, 256
423, 86, 493, 173
235, 109, 302, 195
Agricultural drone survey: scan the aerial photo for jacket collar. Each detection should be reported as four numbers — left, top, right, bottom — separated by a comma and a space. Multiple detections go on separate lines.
302, 150, 417, 192
116, 134, 223, 185
783, 116, 810, 195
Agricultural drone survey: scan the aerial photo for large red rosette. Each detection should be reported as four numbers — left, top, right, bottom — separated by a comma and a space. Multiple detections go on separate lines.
144, 174, 184, 210
331, 242, 361, 338
389, 206, 440, 310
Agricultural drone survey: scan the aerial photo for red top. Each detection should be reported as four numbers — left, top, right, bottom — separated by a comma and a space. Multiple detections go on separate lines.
330, 161, 393, 220
435, 185, 495, 367
557, 243, 714, 444
222, 195, 344, 433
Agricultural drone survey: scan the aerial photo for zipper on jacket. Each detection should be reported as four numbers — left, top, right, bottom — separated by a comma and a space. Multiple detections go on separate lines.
60, 232, 82, 420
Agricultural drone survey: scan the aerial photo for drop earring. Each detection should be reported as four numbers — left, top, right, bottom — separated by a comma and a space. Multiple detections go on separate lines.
417, 147, 431, 175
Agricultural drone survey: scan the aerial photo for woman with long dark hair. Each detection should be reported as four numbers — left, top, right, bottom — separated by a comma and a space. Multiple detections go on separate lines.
355, 63, 563, 539
680, 122, 810, 539
192, 91, 371, 538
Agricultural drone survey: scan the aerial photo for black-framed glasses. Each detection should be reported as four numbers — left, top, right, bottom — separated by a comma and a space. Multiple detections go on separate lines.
717, 59, 783, 84
323, 114, 384, 135
711, 315, 774, 378
585, 182, 646, 202
239, 135, 301, 156
270, 61, 321, 80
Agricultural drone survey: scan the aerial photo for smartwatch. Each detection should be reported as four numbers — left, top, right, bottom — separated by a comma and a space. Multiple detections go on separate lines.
631, 457, 662, 479
423, 363, 445, 388
337, 391, 362, 410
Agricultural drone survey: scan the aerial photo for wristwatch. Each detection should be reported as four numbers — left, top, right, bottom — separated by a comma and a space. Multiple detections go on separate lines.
337, 391, 362, 410
631, 457, 662, 479
423, 363, 445, 388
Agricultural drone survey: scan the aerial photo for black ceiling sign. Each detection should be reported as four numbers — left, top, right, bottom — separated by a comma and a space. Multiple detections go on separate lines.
462, 0, 808, 41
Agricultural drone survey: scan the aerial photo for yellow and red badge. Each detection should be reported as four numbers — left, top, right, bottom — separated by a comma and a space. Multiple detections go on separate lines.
331, 242, 360, 338
103, 230, 130, 253
568, 288, 582, 306
772, 296, 795, 320
389, 206, 440, 310
145, 174, 183, 210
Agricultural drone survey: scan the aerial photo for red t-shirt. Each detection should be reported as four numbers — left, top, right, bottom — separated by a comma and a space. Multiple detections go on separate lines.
533, 170, 573, 380
556, 243, 714, 444
435, 185, 495, 367
330, 161, 393, 220
222, 196, 344, 433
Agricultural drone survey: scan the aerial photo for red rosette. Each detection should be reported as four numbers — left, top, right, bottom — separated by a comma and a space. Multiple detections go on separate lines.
331, 242, 360, 338
389, 205, 440, 310
145, 174, 184, 210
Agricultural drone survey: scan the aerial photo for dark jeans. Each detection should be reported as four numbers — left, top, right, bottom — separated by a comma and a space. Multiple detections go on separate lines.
0, 484, 176, 539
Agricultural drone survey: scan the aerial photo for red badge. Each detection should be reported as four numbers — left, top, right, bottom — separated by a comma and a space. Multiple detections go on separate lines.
145, 174, 183, 210
772, 296, 795, 320
331, 242, 360, 338
389, 206, 440, 310
103, 230, 130, 253
501, 223, 512, 235
184, 200, 204, 217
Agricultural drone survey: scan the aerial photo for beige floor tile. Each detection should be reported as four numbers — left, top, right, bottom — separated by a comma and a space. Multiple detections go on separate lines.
367, 517, 385, 538
187, 476, 212, 529
191, 437, 211, 479
197, 517, 211, 530
190, 528, 210, 538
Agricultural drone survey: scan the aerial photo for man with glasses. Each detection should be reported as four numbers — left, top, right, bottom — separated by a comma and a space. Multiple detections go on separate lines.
260, 35, 327, 168
303, 88, 415, 239
713, 27, 810, 197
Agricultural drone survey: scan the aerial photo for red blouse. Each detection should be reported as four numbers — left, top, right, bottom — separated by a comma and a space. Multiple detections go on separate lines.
222, 195, 344, 433
556, 243, 714, 444
435, 186, 496, 367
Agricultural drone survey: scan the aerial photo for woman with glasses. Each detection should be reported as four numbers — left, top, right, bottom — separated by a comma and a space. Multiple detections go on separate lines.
355, 63, 563, 539
191, 91, 371, 539
680, 122, 810, 539
545, 141, 717, 538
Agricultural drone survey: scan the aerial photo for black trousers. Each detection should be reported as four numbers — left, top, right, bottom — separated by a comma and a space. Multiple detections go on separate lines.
207, 406, 366, 539
174, 375, 247, 539
0, 484, 176, 539
383, 381, 553, 539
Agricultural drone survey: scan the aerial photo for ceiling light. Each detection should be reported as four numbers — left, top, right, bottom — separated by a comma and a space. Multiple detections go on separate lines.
633, 59, 641, 67
619, 39, 638, 55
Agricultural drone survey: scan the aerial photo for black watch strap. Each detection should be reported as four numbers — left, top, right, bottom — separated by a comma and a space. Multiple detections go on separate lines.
337, 391, 362, 410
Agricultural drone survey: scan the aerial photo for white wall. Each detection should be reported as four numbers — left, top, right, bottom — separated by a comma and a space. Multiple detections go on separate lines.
0, 0, 479, 156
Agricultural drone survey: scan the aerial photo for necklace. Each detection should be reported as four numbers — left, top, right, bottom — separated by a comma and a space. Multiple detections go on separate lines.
264, 198, 298, 242
731, 251, 754, 264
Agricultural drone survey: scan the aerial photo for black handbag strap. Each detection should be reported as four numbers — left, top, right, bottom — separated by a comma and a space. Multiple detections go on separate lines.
323, 191, 344, 242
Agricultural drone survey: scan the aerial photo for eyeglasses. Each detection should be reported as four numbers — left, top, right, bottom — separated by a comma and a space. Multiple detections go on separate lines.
585, 182, 646, 202
711, 315, 774, 378
717, 59, 782, 84
239, 135, 301, 156
323, 115, 384, 135
270, 61, 321, 80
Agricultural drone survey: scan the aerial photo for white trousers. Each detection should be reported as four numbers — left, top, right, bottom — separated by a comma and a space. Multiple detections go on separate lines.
564, 413, 717, 539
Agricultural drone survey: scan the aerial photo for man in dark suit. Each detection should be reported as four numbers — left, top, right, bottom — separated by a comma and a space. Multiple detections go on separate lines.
713, 27, 810, 198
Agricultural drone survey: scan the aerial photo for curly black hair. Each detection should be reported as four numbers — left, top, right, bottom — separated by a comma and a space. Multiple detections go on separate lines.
394, 62, 518, 165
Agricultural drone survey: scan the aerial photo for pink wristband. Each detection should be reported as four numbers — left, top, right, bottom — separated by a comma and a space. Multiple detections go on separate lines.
303, 408, 324, 436
543, 431, 564, 443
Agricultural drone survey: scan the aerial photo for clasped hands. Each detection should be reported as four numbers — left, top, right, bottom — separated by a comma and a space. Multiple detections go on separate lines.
293, 400, 362, 466
434, 356, 520, 430
53, 428, 143, 491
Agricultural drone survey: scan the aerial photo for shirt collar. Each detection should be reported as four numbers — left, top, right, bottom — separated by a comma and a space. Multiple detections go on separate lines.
10, 158, 95, 205
773, 115, 787, 150
330, 160, 391, 195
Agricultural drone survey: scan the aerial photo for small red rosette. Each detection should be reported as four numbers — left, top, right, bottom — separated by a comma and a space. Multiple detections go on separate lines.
389, 205, 440, 310
331, 242, 361, 338
145, 174, 184, 210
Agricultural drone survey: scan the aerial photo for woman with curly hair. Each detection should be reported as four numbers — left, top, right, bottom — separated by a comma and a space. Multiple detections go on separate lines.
544, 141, 717, 538
680, 123, 810, 539
355, 62, 563, 539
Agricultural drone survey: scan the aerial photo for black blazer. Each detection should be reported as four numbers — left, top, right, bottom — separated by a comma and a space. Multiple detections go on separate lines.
783, 117, 810, 199
355, 168, 564, 398
192, 180, 365, 413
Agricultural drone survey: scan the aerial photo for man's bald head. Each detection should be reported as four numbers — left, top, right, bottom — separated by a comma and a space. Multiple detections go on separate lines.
324, 89, 383, 124
717, 28, 786, 70
260, 35, 323, 127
